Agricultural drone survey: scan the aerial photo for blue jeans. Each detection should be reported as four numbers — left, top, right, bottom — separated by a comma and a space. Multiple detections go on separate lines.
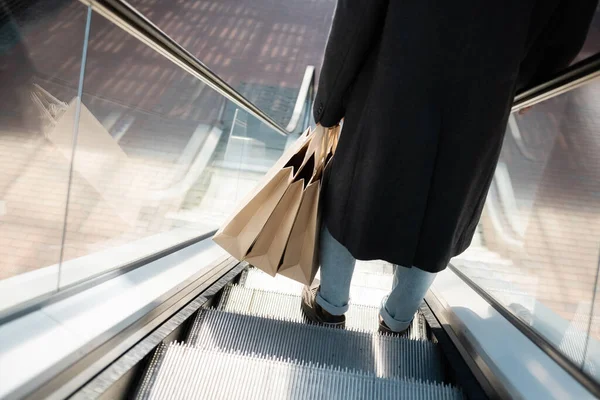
316, 226, 437, 332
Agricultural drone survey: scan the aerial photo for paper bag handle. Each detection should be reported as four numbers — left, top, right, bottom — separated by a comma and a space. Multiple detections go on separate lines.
312, 125, 340, 168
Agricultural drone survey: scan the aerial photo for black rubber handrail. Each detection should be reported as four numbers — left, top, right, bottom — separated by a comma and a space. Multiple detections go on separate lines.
512, 52, 600, 112
0, 230, 218, 324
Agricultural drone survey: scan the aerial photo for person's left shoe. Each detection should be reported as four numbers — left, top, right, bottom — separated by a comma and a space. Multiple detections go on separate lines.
301, 285, 346, 328
378, 315, 410, 337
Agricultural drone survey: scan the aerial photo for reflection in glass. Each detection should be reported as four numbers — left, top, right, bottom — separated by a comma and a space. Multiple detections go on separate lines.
0, 0, 88, 311
0, 1, 305, 310
453, 80, 600, 379
127, 0, 334, 126
57, 11, 296, 287
584, 253, 600, 381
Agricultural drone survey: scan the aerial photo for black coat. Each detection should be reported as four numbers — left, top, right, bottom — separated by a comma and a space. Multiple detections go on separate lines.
314, 0, 598, 273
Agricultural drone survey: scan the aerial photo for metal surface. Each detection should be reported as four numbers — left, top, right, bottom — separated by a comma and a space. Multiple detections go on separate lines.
418, 301, 490, 399
19, 257, 242, 400
285, 65, 315, 132
218, 284, 427, 339
447, 264, 600, 398
0, 230, 217, 324
242, 267, 305, 294
71, 264, 246, 400
242, 266, 390, 307
512, 52, 600, 112
187, 308, 443, 382
424, 290, 508, 400
80, 0, 314, 136
135, 343, 464, 400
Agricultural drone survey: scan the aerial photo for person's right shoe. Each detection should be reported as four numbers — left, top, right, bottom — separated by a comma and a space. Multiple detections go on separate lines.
301, 285, 346, 328
378, 315, 410, 336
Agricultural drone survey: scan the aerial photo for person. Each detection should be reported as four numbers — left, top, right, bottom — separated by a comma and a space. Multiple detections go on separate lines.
301, 0, 598, 334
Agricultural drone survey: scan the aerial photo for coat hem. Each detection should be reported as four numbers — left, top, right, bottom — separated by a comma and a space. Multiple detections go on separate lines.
323, 217, 450, 274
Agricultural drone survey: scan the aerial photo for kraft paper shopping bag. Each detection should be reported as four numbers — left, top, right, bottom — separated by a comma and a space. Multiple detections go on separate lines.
213, 128, 313, 259
278, 161, 326, 285
245, 155, 316, 276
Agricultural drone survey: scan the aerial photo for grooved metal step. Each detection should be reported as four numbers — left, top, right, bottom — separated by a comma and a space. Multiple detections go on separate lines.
187, 309, 443, 382
241, 267, 390, 307
218, 284, 428, 339
135, 343, 463, 400
241, 267, 304, 294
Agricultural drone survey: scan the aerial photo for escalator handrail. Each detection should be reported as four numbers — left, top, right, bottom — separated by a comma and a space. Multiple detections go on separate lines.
286, 65, 315, 132
84, 0, 600, 132
512, 52, 600, 112
447, 263, 600, 398
81, 0, 314, 136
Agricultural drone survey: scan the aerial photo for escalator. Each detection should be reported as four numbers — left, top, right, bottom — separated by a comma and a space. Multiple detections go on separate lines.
64, 260, 480, 400
2, 1, 600, 399
131, 267, 463, 399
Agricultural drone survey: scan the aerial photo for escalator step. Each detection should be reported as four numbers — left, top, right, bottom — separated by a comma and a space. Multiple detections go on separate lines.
136, 343, 463, 400
242, 267, 390, 307
187, 309, 443, 382
242, 267, 304, 294
218, 284, 428, 339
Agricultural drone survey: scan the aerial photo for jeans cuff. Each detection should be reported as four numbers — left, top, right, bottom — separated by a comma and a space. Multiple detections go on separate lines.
316, 290, 349, 315
380, 297, 412, 332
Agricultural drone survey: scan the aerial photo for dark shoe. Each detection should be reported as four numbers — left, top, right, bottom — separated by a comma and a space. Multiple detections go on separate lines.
378, 315, 409, 336
301, 285, 346, 328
